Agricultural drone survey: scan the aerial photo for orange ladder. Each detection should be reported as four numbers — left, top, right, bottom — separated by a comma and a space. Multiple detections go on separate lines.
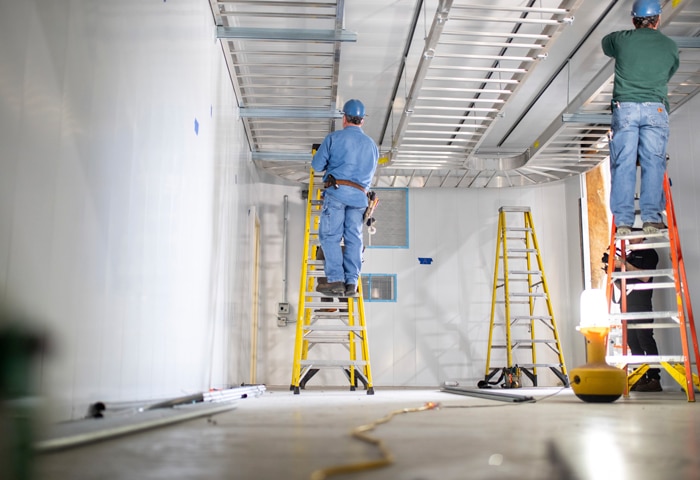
605, 172, 700, 401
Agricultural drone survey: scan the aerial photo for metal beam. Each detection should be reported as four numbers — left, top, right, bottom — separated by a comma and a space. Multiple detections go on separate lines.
669, 36, 700, 49
240, 108, 342, 119
216, 26, 357, 42
562, 113, 612, 124
252, 152, 312, 162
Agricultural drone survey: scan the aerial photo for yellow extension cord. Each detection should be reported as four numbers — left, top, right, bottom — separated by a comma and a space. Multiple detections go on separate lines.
309, 402, 440, 480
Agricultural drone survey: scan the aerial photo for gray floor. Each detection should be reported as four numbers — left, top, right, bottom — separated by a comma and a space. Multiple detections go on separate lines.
33, 385, 700, 480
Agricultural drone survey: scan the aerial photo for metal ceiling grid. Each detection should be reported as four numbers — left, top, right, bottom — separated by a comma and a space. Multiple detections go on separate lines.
210, 0, 349, 182
524, 1, 700, 187
209, 0, 700, 189
381, 0, 577, 188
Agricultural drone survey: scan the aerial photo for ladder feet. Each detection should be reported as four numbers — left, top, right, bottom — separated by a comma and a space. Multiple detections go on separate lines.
293, 386, 300, 395
367, 387, 375, 395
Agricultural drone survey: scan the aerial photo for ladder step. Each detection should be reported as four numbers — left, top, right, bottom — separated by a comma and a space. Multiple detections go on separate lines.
626, 240, 670, 250
609, 311, 678, 321
512, 315, 553, 321
624, 322, 680, 329
300, 359, 367, 367
509, 292, 547, 298
507, 270, 543, 275
499, 206, 531, 213
606, 355, 688, 364
304, 337, 350, 344
305, 301, 354, 309
305, 325, 363, 332
623, 282, 677, 291
507, 248, 538, 254
505, 227, 532, 232
508, 363, 563, 369
611, 268, 674, 280
492, 339, 557, 347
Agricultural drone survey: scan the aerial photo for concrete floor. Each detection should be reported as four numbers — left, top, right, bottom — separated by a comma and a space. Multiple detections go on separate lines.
34, 385, 700, 480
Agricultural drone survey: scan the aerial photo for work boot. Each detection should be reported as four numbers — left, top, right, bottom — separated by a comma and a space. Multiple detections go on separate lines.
345, 284, 358, 297
642, 222, 666, 234
630, 377, 649, 391
317, 281, 345, 296
635, 378, 662, 392
616, 225, 632, 236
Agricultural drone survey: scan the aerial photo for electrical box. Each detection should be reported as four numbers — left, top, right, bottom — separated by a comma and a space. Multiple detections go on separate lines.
277, 317, 288, 327
278, 303, 290, 314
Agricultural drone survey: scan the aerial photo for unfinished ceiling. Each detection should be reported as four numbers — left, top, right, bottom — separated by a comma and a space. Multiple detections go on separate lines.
209, 0, 700, 188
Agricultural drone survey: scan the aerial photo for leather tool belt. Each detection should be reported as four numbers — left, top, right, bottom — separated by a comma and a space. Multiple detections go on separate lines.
324, 174, 367, 193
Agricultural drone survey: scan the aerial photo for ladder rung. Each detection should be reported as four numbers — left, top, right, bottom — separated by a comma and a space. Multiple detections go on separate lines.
508, 363, 563, 369
624, 322, 680, 329
512, 315, 553, 321
505, 227, 532, 232
304, 336, 351, 344
513, 339, 557, 344
610, 311, 678, 321
304, 301, 353, 309
305, 325, 363, 332
606, 355, 688, 364
507, 248, 538, 254
496, 300, 538, 304
626, 241, 670, 250
299, 359, 367, 367
611, 268, 674, 279
509, 292, 546, 298
499, 206, 531, 213
624, 282, 676, 291
507, 270, 542, 275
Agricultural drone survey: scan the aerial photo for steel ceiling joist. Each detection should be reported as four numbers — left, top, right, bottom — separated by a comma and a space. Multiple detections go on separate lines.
209, 0, 700, 188
216, 27, 357, 42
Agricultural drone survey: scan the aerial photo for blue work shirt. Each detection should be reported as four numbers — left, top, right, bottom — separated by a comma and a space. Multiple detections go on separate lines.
312, 125, 379, 208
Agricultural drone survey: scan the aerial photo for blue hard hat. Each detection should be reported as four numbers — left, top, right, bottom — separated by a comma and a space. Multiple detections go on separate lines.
342, 99, 366, 118
631, 0, 662, 17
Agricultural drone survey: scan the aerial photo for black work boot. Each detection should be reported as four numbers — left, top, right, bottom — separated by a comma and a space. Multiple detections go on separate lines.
317, 281, 345, 296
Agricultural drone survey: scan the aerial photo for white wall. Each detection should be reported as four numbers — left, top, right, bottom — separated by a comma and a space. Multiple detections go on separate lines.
259, 178, 587, 388
0, 0, 259, 421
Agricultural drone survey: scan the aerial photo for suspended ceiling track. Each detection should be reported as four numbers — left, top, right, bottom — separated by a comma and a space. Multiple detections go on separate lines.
210, 0, 350, 184
211, 0, 700, 188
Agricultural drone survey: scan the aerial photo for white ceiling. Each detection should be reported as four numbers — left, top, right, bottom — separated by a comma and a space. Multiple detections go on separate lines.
209, 0, 700, 188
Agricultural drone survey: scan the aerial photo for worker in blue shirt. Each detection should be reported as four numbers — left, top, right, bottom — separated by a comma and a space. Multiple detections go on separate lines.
602, 0, 679, 236
311, 99, 379, 297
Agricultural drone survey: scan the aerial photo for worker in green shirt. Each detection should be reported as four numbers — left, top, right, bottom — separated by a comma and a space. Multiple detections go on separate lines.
602, 0, 679, 236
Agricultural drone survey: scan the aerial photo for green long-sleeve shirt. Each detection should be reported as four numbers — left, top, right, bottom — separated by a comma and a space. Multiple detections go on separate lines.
602, 27, 679, 110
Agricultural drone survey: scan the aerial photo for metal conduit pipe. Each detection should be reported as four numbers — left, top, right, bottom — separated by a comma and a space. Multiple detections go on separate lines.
35, 386, 266, 452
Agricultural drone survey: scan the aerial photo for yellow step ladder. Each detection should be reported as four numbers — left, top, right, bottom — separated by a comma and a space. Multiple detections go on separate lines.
605, 172, 700, 401
484, 206, 569, 387
290, 170, 375, 395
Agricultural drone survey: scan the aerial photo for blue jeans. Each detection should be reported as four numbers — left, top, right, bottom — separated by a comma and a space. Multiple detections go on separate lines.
318, 194, 365, 285
609, 102, 668, 227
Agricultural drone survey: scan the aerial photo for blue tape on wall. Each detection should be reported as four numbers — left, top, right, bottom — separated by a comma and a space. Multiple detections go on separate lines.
418, 257, 433, 265
194, 118, 199, 135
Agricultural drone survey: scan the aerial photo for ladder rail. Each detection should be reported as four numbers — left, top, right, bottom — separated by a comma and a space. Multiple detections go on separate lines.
291, 172, 319, 388
664, 172, 697, 399
486, 213, 505, 378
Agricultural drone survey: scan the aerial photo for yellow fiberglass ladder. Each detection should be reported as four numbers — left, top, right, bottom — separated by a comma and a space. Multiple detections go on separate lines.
605, 172, 700, 401
290, 169, 374, 395
484, 206, 569, 388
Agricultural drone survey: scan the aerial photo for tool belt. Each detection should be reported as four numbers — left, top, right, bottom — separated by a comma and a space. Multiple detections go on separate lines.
324, 174, 367, 194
